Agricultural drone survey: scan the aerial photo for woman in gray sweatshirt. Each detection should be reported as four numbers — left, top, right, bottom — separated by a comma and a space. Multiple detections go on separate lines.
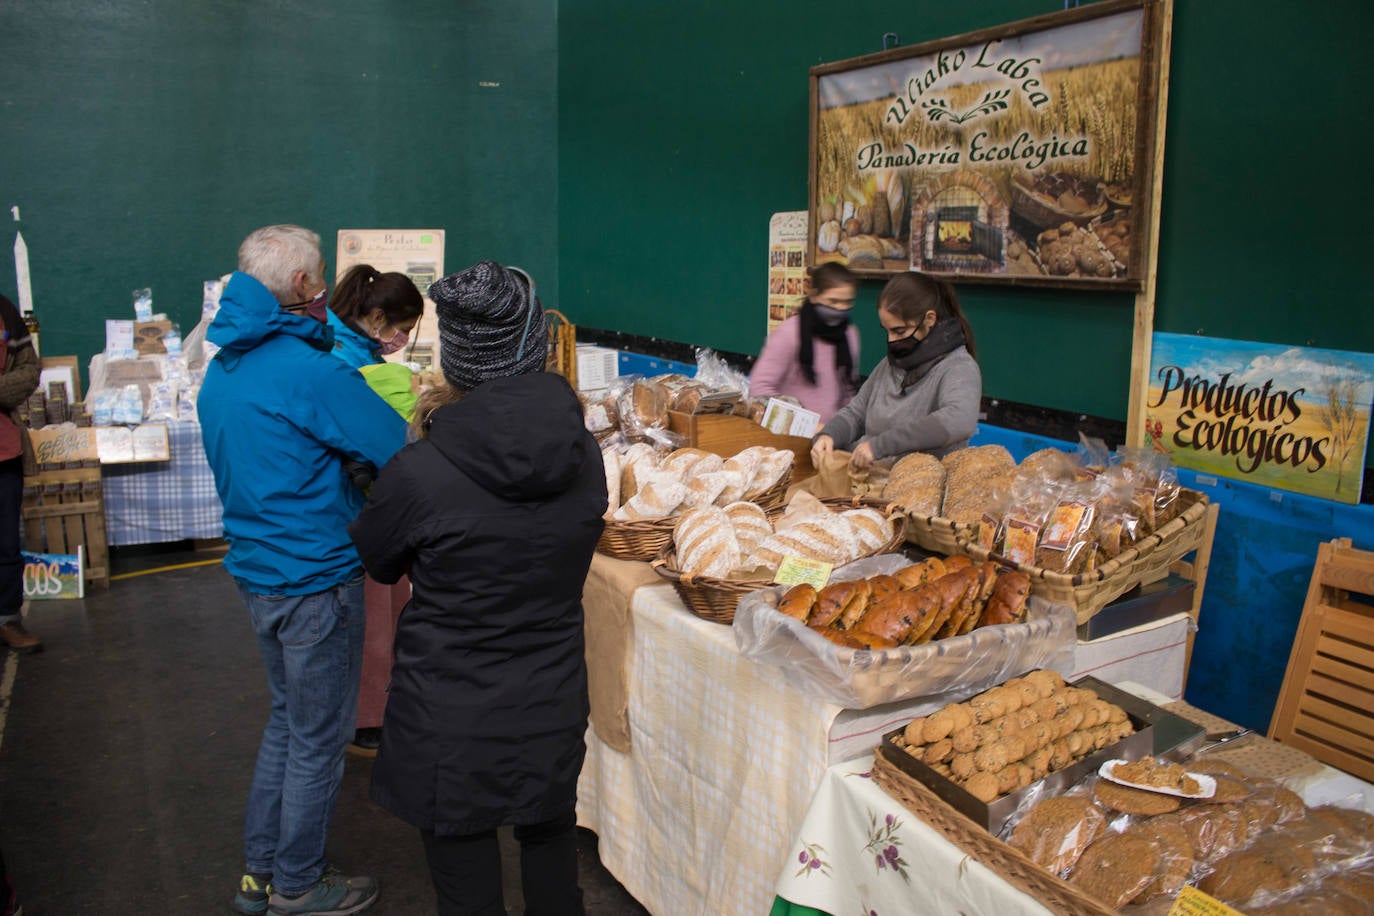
811, 271, 981, 469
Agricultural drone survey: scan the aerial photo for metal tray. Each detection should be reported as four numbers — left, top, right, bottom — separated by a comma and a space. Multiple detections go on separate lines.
880, 675, 1156, 837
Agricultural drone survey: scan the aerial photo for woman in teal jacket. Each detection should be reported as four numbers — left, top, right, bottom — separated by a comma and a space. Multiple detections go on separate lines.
322, 264, 424, 756
326, 264, 424, 372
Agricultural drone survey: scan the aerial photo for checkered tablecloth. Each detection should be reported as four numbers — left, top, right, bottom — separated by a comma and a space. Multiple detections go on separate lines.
101, 420, 223, 546
577, 584, 942, 916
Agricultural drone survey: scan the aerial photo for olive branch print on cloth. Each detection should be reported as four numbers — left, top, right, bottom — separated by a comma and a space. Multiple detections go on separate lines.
863, 810, 910, 880
795, 841, 832, 878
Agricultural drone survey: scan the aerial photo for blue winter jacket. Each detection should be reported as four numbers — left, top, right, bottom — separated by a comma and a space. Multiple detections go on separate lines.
199, 271, 407, 594
325, 309, 381, 370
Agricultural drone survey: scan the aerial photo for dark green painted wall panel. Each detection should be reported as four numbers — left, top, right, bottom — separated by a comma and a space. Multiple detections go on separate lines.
559, 1, 1374, 442
0, 0, 557, 369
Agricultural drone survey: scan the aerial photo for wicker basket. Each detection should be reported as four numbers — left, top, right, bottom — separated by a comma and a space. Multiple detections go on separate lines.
596, 469, 792, 561
651, 496, 909, 625
871, 747, 1117, 916
1010, 174, 1107, 230
959, 488, 1210, 625
903, 511, 977, 555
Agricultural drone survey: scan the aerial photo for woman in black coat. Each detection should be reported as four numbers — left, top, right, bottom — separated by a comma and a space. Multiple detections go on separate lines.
349, 261, 606, 916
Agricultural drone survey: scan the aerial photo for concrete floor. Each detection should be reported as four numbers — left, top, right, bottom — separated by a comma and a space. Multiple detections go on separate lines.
0, 543, 650, 915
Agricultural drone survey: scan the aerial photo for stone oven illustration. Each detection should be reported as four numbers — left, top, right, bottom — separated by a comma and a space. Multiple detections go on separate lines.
909, 170, 1009, 274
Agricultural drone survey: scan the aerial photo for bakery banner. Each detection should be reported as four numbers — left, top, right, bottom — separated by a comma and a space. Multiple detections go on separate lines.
1147, 333, 1374, 504
809, 0, 1165, 289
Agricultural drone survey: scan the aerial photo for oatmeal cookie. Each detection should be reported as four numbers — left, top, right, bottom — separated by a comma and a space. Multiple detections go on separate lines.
1094, 779, 1182, 816
1008, 796, 1106, 875
1068, 832, 1160, 908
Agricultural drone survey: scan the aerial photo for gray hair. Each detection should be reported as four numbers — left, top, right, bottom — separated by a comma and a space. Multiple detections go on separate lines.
237, 225, 322, 302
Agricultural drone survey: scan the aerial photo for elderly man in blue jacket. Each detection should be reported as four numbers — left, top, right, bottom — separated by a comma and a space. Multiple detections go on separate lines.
200, 224, 405, 916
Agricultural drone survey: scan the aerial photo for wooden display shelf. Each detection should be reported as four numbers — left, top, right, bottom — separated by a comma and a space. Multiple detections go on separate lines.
22, 465, 110, 589
666, 410, 815, 480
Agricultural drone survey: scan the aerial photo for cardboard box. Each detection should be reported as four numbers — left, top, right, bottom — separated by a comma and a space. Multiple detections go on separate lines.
575, 345, 619, 391
133, 320, 173, 355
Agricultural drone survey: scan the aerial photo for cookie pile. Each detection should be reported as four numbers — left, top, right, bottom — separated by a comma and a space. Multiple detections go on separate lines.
891, 671, 1134, 803
1007, 757, 1374, 910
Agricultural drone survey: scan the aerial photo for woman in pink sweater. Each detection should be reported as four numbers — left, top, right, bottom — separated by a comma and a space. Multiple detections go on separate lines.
749, 263, 861, 423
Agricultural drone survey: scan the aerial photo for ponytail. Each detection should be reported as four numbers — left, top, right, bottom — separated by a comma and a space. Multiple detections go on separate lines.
331, 264, 423, 326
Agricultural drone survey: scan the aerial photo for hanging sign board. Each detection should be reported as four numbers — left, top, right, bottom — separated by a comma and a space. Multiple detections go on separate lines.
336, 230, 445, 368
809, 0, 1167, 288
767, 212, 810, 332
1147, 332, 1374, 504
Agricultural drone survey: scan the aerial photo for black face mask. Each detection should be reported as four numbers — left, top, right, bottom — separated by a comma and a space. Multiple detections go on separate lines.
811, 302, 851, 327
887, 330, 921, 362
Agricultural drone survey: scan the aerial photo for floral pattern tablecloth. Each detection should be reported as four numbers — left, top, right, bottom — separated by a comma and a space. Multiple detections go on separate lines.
775, 754, 1053, 916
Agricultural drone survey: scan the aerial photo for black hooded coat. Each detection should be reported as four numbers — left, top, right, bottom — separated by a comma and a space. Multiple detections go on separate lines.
349, 371, 607, 835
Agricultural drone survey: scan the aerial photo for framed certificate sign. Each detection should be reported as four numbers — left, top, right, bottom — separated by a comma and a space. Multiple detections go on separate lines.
809, 0, 1168, 289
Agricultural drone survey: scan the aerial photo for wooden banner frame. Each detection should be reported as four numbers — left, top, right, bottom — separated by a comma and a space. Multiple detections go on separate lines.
808, 0, 1169, 291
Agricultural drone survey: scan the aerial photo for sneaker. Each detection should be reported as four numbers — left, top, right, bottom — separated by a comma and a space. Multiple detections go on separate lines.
346, 728, 381, 759
0, 621, 41, 654
233, 872, 273, 915
268, 873, 378, 916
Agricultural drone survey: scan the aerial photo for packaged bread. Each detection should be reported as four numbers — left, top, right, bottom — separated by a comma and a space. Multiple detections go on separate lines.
618, 378, 669, 435
1035, 479, 1106, 574
997, 476, 1060, 566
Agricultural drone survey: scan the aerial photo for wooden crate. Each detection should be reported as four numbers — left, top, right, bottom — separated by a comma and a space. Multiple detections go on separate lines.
666, 410, 815, 480
22, 466, 110, 589
1268, 538, 1374, 781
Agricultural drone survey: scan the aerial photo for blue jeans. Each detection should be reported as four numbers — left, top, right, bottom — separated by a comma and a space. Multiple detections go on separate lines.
238, 575, 366, 897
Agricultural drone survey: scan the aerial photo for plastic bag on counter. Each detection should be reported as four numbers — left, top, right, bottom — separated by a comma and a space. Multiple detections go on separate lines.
611, 375, 683, 450
1034, 477, 1110, 575
1114, 447, 1181, 535
997, 474, 1061, 566
177, 385, 200, 422
88, 388, 119, 426
692, 347, 749, 401
1075, 433, 1111, 476
112, 385, 145, 425
733, 553, 1075, 709
145, 381, 178, 422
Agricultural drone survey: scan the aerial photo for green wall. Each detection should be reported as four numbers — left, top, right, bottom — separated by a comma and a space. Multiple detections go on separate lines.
0, 0, 557, 370
559, 1, 1374, 438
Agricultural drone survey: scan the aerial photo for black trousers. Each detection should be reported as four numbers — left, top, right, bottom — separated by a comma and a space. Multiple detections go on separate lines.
0, 457, 23, 620
420, 812, 584, 916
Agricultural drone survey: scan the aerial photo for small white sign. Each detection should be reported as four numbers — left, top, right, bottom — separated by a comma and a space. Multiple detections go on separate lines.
761, 398, 821, 438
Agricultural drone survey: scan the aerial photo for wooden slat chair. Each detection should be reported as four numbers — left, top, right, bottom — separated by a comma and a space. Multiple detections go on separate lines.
1268, 538, 1374, 781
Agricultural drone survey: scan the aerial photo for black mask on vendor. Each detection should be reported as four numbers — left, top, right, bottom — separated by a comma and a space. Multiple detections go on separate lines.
886, 330, 922, 363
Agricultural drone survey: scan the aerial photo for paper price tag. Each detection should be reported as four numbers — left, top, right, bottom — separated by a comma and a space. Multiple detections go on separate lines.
1168, 886, 1244, 916
773, 555, 833, 590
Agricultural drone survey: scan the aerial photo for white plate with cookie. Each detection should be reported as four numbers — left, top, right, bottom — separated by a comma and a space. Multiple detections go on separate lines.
1098, 758, 1216, 799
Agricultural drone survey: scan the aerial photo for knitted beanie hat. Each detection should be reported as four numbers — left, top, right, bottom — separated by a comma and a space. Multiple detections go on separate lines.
428, 260, 548, 390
